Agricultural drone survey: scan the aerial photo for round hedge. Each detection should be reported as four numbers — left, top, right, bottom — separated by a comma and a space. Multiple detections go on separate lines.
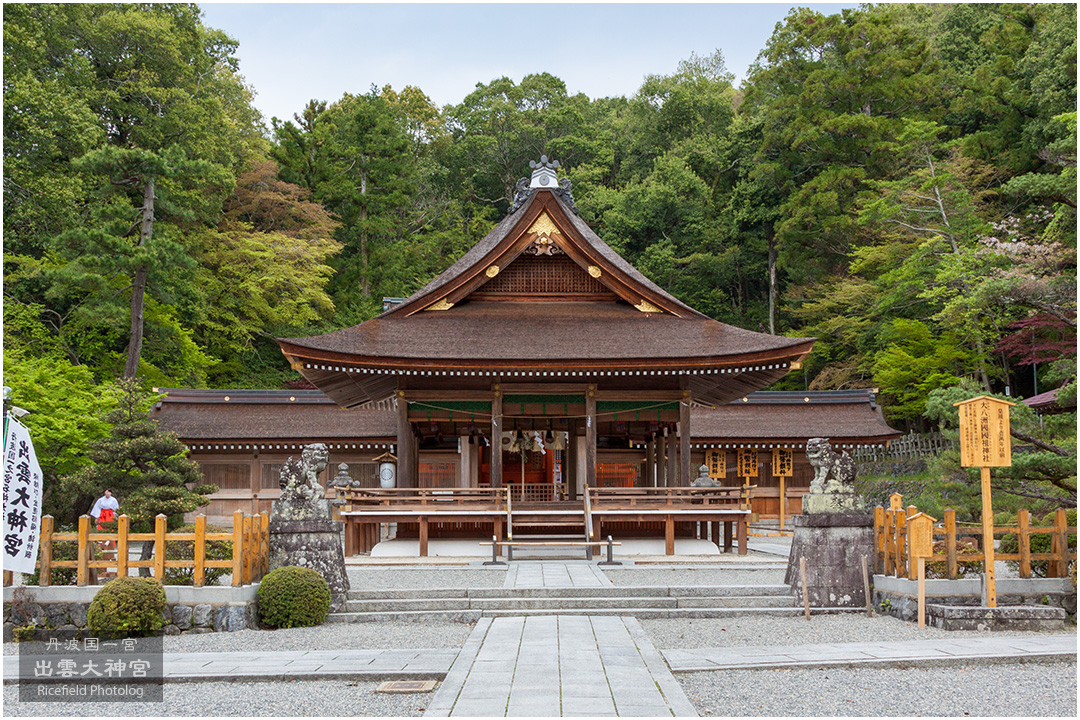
257, 566, 330, 629
86, 577, 167, 639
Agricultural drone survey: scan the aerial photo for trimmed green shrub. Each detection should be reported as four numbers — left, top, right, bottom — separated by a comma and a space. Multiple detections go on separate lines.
257, 566, 330, 629
86, 577, 167, 639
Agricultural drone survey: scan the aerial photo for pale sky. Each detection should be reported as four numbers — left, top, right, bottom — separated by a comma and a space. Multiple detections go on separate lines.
199, 2, 858, 125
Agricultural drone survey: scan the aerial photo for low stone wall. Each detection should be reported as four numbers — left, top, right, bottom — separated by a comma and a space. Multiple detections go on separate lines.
3, 585, 258, 642
872, 574, 1076, 624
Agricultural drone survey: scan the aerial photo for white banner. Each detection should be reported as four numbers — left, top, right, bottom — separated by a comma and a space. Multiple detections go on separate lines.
3, 417, 44, 574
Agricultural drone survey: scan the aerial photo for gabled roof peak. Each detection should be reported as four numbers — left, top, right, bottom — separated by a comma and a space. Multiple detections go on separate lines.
508, 157, 579, 215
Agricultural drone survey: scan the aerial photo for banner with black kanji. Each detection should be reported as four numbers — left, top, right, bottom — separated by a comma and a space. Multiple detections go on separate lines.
4, 416, 43, 574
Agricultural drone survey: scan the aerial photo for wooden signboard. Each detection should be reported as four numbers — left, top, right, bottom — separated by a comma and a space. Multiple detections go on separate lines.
907, 512, 936, 628
737, 448, 757, 478
952, 395, 1015, 609
954, 396, 1014, 468
771, 448, 793, 477
705, 449, 726, 480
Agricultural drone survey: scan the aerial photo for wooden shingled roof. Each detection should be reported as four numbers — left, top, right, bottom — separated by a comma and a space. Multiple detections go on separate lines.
153, 389, 898, 448
691, 390, 901, 447
278, 168, 814, 408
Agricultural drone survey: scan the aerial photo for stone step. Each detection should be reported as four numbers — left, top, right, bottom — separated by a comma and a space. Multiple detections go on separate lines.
327, 606, 853, 623
344, 594, 796, 613
346, 584, 792, 601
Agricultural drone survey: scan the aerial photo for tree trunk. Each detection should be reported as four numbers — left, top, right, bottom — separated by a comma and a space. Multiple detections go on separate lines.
768, 231, 778, 335
359, 167, 370, 297
123, 180, 154, 380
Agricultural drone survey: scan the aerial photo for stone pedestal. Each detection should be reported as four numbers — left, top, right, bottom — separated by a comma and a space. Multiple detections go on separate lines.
785, 512, 874, 608
268, 518, 350, 613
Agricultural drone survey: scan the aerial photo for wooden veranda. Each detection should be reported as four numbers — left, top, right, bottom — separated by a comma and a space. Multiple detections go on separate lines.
337, 486, 753, 557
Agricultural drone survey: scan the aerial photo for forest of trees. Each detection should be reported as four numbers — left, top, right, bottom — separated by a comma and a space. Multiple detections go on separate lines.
4, 4, 1076, 515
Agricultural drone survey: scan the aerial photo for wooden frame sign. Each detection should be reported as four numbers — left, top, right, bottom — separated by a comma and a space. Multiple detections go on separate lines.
705, 449, 725, 480
952, 395, 1015, 609
737, 448, 757, 478
954, 396, 1013, 468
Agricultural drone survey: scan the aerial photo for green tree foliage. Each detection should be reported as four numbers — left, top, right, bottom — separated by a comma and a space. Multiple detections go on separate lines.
59, 380, 215, 531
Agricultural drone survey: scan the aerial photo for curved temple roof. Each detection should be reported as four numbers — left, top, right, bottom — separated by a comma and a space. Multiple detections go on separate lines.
279, 172, 814, 408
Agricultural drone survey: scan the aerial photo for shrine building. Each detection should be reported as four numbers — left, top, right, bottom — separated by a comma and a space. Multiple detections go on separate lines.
153, 158, 900, 548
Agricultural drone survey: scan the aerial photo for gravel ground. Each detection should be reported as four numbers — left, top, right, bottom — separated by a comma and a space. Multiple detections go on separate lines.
4, 679, 433, 717
642, 614, 1078, 648
346, 566, 504, 589
4, 621, 475, 656
678, 662, 1077, 717
603, 566, 787, 587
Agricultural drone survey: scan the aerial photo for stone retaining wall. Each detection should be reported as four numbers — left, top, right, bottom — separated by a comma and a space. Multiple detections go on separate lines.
3, 585, 258, 642
872, 575, 1076, 624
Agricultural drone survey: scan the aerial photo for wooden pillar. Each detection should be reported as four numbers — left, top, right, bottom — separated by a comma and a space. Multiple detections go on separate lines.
665, 516, 675, 556
679, 393, 691, 487
646, 439, 656, 488
737, 517, 747, 555
490, 385, 503, 488
586, 385, 597, 490
397, 390, 417, 488
657, 433, 667, 487
724, 521, 733, 552
566, 421, 578, 501
666, 428, 677, 489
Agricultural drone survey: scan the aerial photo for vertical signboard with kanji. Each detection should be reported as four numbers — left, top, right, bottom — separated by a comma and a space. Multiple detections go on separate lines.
737, 448, 757, 479
3, 417, 44, 573
953, 395, 1015, 608
705, 449, 726, 480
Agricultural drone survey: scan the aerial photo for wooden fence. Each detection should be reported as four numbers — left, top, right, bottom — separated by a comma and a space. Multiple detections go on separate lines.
853, 432, 954, 464
874, 494, 1076, 580
3, 511, 269, 588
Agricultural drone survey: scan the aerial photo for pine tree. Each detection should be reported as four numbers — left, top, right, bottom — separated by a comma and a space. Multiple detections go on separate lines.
61, 380, 215, 531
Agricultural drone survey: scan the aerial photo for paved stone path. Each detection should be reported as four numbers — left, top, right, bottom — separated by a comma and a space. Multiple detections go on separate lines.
424, 615, 697, 717
504, 562, 611, 589
663, 634, 1078, 672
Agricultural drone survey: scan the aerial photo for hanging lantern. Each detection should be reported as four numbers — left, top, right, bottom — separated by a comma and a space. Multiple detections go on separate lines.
373, 451, 398, 489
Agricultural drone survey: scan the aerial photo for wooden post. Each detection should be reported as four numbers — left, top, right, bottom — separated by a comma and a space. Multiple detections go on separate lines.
800, 556, 810, 620
231, 510, 243, 586
918, 557, 927, 629
945, 509, 957, 579
491, 385, 503, 489
679, 394, 691, 487
243, 514, 254, 584
397, 390, 417, 488
419, 517, 429, 557
77, 515, 90, 586
193, 515, 207, 587
723, 521, 733, 553
154, 514, 167, 581
116, 514, 128, 580
980, 466, 996, 606
646, 440, 655, 488
664, 516, 674, 556
779, 474, 786, 530
874, 506, 885, 574
39, 516, 54, 587
586, 385, 598, 490
711, 521, 720, 550
1053, 508, 1068, 578
260, 512, 269, 578
737, 516, 747, 555
861, 555, 872, 617
1018, 508, 1031, 578
657, 433, 667, 487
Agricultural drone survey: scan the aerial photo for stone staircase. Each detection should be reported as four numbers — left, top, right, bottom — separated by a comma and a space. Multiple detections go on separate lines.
327, 583, 819, 622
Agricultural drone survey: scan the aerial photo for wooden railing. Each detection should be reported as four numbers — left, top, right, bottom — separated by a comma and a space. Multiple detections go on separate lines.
874, 494, 1076, 580
589, 485, 755, 510
338, 487, 506, 509
4, 511, 269, 588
